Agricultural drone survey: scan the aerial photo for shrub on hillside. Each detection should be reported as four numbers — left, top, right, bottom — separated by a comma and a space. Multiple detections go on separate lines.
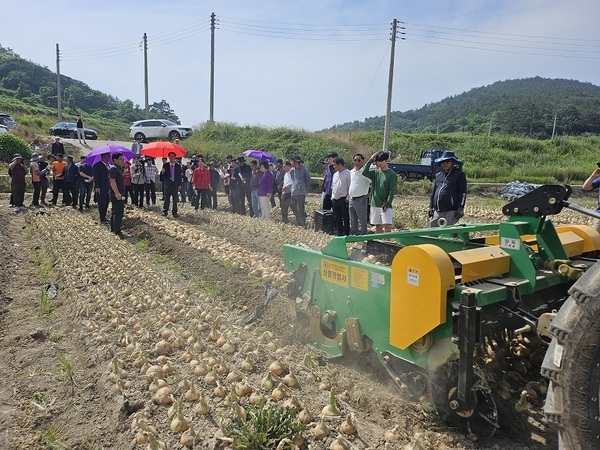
0, 133, 30, 162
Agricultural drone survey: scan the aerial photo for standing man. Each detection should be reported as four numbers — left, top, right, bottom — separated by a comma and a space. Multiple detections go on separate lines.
131, 137, 143, 156
582, 163, 600, 232
249, 160, 262, 217
78, 156, 94, 211
322, 152, 338, 210
64, 155, 79, 208
273, 159, 284, 207
145, 158, 158, 207
50, 153, 67, 206
280, 161, 293, 224
9, 154, 27, 211
161, 151, 182, 217
51, 136, 64, 156
348, 153, 371, 235
192, 158, 211, 211
290, 155, 311, 227
38, 154, 50, 205
109, 152, 127, 236
93, 152, 111, 224
331, 157, 351, 236
130, 156, 146, 208
361, 151, 397, 233
76, 115, 86, 145
228, 159, 239, 213
29, 153, 42, 208
209, 163, 221, 209
429, 151, 467, 228
257, 161, 274, 220
234, 156, 253, 216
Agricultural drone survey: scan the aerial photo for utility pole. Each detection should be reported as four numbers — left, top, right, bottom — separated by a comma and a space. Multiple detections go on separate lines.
209, 12, 216, 124
551, 113, 557, 140
143, 33, 149, 119
382, 19, 404, 152
56, 44, 62, 121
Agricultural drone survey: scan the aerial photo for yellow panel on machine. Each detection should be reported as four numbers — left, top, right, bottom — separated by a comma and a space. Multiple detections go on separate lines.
449, 246, 511, 283
485, 225, 600, 257
390, 244, 455, 350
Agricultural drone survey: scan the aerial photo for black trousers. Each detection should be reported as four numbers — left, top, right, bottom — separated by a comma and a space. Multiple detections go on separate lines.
163, 185, 179, 215
332, 197, 350, 236
97, 191, 109, 221
110, 196, 125, 233
145, 182, 156, 205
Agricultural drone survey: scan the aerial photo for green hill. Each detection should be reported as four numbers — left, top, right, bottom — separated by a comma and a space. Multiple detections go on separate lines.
333, 77, 600, 139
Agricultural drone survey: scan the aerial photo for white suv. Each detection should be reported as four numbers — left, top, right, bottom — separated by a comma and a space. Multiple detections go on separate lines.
129, 119, 193, 142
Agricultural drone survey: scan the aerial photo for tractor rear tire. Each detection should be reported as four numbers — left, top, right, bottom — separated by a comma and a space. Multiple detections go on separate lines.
541, 261, 600, 450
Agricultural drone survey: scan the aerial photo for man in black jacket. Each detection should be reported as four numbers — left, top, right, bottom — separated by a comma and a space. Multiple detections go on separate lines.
234, 156, 253, 216
161, 151, 182, 217
93, 152, 111, 223
429, 151, 467, 227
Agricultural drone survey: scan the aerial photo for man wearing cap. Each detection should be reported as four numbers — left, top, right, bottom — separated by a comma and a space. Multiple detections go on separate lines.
361, 151, 397, 233
51, 136, 64, 156
322, 152, 338, 210
9, 154, 28, 210
161, 151, 182, 217
289, 155, 311, 226
29, 153, 43, 208
50, 154, 68, 206
429, 150, 467, 227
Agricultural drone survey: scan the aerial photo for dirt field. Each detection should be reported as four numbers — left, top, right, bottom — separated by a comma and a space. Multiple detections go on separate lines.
1, 189, 592, 450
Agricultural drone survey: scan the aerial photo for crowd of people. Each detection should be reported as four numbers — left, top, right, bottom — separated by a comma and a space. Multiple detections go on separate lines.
7, 139, 469, 237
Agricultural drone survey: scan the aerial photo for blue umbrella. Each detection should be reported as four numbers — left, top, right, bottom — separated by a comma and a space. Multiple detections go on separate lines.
243, 149, 277, 164
85, 144, 136, 166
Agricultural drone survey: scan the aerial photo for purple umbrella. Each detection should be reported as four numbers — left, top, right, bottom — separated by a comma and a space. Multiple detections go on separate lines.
85, 144, 137, 166
243, 149, 277, 164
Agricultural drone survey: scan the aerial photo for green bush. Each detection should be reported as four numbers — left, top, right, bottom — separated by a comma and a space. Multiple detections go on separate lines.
226, 399, 305, 449
0, 133, 30, 162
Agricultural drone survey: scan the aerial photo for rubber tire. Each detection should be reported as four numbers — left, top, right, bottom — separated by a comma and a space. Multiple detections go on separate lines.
134, 132, 146, 142
398, 171, 408, 181
168, 131, 181, 140
541, 261, 600, 450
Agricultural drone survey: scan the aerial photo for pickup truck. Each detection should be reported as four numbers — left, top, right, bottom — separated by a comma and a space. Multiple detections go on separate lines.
388, 148, 448, 181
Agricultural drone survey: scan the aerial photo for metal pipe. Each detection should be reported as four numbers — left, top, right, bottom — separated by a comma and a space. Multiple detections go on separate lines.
562, 201, 600, 220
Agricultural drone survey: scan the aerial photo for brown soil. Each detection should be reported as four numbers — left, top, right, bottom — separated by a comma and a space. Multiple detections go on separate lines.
0, 191, 571, 450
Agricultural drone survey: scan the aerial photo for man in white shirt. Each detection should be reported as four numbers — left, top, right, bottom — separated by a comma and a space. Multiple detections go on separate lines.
348, 153, 372, 235
280, 161, 293, 223
331, 156, 351, 236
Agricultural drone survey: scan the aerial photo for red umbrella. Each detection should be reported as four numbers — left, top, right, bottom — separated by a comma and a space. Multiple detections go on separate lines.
141, 141, 187, 159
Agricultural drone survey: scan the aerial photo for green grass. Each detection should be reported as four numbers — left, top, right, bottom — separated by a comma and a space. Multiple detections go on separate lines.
135, 238, 149, 251
40, 423, 68, 450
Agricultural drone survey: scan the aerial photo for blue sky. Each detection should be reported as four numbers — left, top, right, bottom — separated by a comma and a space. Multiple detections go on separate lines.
3, 0, 599, 130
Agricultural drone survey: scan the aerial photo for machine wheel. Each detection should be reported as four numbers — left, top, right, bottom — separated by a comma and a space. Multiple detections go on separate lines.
168, 130, 181, 140
541, 261, 600, 450
69, 131, 77, 139
398, 171, 408, 181
134, 132, 146, 142
430, 360, 498, 438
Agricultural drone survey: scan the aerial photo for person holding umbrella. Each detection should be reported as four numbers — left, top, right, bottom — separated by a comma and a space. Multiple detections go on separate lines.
161, 151, 182, 217
109, 152, 127, 237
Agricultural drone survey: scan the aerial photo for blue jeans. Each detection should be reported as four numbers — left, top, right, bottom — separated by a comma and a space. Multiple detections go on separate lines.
251, 190, 261, 217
